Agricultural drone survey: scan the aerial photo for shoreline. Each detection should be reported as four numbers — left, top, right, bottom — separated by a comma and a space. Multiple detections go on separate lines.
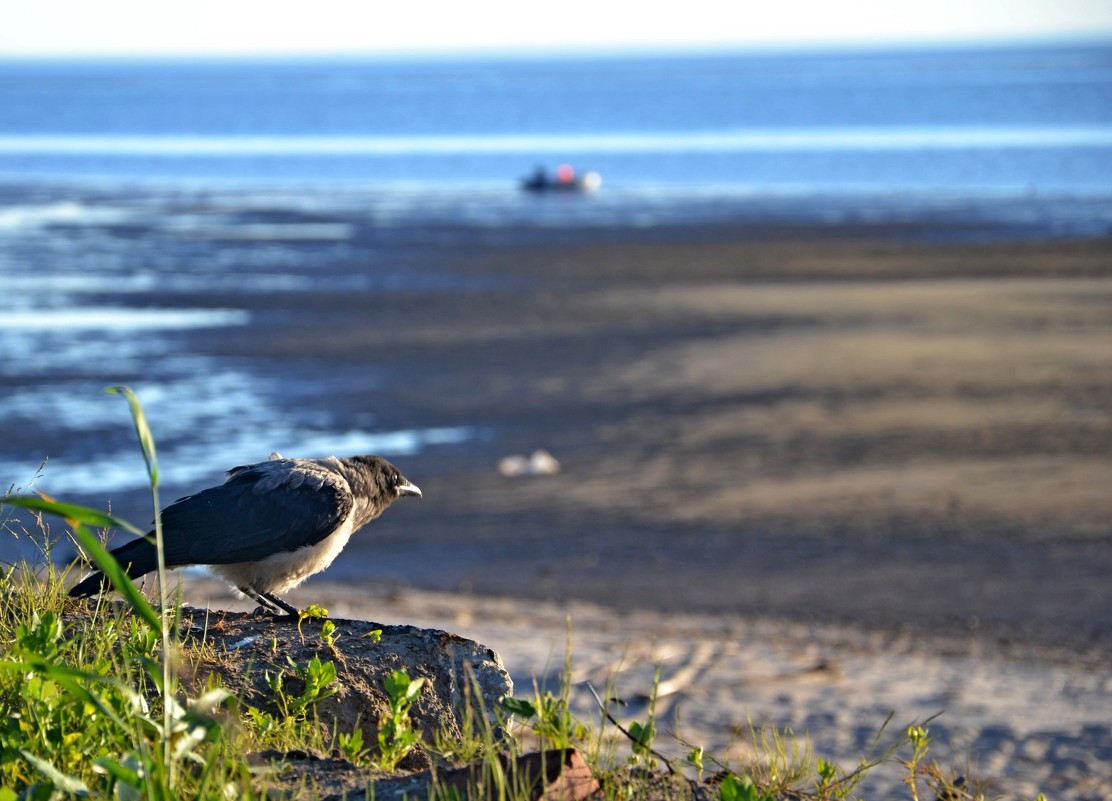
3, 205, 1110, 662
1, 177, 1110, 245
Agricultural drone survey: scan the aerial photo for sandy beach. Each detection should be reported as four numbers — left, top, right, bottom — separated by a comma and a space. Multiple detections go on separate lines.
7, 213, 1111, 798
180, 578, 1112, 800
150, 224, 1111, 799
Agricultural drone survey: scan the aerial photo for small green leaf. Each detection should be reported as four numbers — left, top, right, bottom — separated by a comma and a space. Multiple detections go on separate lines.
384, 669, 412, 704
628, 720, 655, 753
300, 604, 329, 620
93, 757, 142, 787
500, 696, 536, 718
719, 773, 759, 801
340, 727, 363, 754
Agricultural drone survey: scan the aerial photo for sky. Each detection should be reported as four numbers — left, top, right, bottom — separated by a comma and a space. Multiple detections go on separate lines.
2, 0, 1111, 58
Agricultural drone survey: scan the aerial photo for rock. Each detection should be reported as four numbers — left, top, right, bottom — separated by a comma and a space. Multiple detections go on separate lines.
175, 606, 513, 769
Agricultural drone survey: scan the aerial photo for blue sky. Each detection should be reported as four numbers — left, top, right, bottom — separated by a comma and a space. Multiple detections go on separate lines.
2, 0, 1111, 57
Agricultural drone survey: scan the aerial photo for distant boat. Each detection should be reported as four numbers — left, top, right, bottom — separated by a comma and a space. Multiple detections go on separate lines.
521, 163, 602, 193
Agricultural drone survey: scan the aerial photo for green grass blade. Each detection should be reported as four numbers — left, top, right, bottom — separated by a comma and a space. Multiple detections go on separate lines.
69, 523, 161, 630
1, 495, 145, 537
34, 664, 135, 732
19, 750, 91, 795
93, 757, 143, 789
106, 385, 159, 488
104, 385, 177, 786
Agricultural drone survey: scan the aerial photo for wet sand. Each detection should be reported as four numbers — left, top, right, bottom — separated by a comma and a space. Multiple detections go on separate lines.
184, 226, 1112, 656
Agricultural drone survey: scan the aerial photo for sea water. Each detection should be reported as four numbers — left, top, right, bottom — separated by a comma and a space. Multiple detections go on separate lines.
1, 41, 1110, 512
0, 42, 1110, 226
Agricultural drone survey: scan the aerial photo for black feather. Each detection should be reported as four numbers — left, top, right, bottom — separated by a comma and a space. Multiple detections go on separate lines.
68, 537, 158, 597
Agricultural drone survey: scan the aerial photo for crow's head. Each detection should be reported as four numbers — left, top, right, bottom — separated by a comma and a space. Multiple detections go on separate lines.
349, 455, 422, 501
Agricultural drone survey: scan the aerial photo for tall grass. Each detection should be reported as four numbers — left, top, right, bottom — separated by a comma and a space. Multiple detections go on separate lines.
106, 385, 177, 786
0, 388, 1031, 800
1, 387, 233, 798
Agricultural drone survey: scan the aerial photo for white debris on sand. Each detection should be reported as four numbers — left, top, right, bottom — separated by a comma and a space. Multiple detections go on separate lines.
498, 449, 561, 477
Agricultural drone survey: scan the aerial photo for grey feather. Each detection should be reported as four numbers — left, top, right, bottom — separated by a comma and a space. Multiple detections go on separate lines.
68, 454, 421, 615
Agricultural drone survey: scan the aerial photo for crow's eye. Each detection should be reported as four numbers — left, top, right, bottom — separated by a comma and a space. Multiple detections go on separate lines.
392, 473, 400, 485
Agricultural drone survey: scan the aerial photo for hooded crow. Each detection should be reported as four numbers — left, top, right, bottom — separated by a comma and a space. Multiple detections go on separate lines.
68, 454, 421, 615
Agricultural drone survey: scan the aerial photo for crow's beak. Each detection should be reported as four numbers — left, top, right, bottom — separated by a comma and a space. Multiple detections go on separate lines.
396, 480, 422, 498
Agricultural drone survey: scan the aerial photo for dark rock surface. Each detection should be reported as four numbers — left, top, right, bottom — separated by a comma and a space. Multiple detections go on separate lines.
176, 606, 512, 772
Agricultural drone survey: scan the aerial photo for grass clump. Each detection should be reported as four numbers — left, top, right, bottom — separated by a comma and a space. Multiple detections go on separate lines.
0, 388, 248, 798
0, 559, 243, 798
244, 652, 338, 754
375, 669, 427, 771
1, 388, 1041, 801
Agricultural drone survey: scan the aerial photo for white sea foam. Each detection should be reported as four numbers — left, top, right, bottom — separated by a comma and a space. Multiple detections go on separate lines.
0, 308, 250, 331
0, 126, 1109, 157
162, 221, 354, 240
0, 200, 134, 230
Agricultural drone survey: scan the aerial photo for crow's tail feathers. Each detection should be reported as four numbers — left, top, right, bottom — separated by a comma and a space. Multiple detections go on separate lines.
68, 538, 158, 598
68, 570, 110, 598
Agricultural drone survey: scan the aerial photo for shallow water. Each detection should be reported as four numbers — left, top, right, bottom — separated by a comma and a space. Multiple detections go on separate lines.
1, 178, 1109, 509
0, 185, 484, 506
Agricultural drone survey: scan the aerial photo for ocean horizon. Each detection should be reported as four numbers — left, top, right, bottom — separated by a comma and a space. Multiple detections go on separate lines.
2, 39, 1111, 512
1, 41, 1110, 199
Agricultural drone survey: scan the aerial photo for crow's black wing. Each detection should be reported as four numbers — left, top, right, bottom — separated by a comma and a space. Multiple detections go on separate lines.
157, 462, 354, 566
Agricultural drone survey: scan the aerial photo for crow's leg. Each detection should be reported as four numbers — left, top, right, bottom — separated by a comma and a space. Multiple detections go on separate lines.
260, 591, 301, 617
243, 587, 301, 618
240, 587, 299, 617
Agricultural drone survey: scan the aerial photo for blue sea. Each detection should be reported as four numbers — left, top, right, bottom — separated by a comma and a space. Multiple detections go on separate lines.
0, 42, 1111, 232
1, 41, 1111, 525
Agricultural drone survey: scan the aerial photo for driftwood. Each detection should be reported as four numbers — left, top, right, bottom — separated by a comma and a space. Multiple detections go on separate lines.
420, 748, 599, 801
254, 748, 600, 801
